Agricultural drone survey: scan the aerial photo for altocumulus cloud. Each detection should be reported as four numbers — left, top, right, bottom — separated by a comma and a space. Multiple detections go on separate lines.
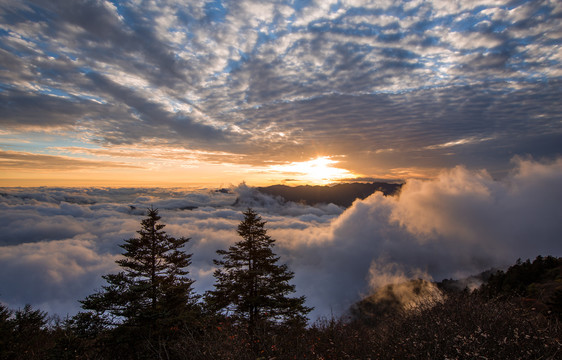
1, 0, 561, 174
1, 159, 562, 318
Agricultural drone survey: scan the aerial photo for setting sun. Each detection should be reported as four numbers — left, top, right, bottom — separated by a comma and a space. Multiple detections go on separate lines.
268, 156, 357, 185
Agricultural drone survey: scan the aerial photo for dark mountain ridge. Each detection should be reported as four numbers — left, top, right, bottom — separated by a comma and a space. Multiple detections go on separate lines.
256, 182, 402, 207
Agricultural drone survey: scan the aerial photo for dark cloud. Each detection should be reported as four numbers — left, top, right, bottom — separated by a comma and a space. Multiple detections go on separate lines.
33, 0, 198, 89
83, 72, 229, 145
0, 89, 103, 129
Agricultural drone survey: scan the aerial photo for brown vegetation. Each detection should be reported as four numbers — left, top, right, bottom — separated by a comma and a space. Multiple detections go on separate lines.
2, 291, 561, 359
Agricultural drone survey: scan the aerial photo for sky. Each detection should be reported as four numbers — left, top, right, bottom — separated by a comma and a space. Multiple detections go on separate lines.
1, 0, 561, 186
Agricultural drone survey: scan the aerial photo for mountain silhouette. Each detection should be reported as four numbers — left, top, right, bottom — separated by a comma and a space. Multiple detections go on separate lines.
256, 182, 402, 207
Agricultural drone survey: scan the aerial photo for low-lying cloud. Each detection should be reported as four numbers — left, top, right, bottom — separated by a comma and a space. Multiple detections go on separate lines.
1, 158, 561, 319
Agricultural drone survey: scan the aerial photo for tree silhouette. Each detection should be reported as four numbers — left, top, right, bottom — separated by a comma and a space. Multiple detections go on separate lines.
3, 304, 51, 359
0, 303, 13, 358
206, 208, 311, 343
81, 207, 198, 335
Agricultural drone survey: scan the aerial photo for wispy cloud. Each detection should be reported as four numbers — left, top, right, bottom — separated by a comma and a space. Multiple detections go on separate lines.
0, 150, 142, 170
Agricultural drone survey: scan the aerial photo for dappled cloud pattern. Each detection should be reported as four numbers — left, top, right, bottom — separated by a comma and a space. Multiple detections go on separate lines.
0, 0, 561, 180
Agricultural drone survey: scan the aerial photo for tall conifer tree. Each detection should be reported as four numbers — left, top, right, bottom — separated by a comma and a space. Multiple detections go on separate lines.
81, 207, 198, 330
206, 208, 311, 338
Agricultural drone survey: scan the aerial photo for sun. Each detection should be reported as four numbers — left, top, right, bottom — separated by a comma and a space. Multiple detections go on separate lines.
268, 156, 357, 185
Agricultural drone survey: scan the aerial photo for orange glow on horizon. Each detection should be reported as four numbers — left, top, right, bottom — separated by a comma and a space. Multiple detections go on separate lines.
266, 156, 359, 185
0, 156, 363, 187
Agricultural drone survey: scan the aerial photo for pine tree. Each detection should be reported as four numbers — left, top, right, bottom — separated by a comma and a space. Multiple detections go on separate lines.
206, 208, 311, 340
81, 207, 198, 331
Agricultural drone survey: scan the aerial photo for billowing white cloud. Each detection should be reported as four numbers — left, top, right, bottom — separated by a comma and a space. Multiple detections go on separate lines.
284, 157, 562, 316
1, 158, 561, 320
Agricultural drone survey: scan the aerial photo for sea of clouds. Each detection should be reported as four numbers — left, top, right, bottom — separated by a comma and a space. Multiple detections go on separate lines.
1, 158, 562, 320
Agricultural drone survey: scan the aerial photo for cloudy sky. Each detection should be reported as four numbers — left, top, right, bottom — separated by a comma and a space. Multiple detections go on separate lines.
1, 0, 562, 320
1, 0, 561, 185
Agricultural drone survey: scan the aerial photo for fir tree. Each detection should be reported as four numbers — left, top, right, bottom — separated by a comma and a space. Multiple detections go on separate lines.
81, 207, 198, 332
206, 208, 311, 339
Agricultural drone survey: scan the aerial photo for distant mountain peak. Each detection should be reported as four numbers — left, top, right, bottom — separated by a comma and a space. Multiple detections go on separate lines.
255, 182, 402, 207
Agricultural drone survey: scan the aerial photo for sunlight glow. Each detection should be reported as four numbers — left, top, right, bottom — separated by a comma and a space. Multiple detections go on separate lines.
268, 156, 357, 185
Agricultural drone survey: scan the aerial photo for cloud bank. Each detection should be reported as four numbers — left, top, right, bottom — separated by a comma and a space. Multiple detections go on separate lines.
1, 158, 561, 318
